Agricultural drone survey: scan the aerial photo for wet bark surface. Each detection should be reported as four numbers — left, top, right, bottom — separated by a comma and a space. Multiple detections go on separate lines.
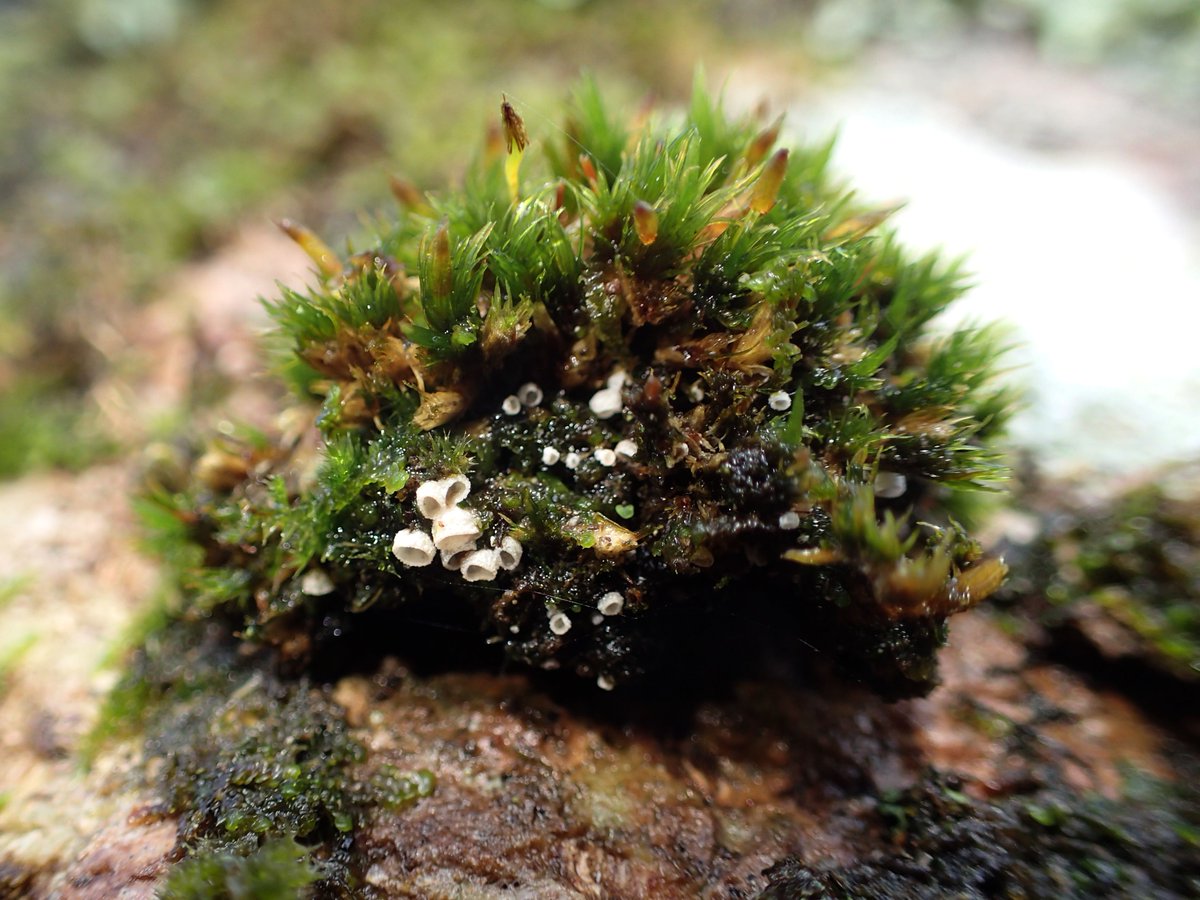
336, 609, 1188, 898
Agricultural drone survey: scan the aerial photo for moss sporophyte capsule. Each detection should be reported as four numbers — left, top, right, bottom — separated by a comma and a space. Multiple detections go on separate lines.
155, 79, 1012, 698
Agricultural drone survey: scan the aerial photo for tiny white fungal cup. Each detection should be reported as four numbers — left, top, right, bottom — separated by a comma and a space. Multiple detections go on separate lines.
597, 591, 625, 616
542, 446, 561, 466
496, 535, 523, 570
549, 611, 572, 635
440, 543, 477, 571
517, 382, 544, 407
501, 395, 522, 416
432, 506, 483, 552
460, 548, 501, 582
416, 475, 471, 519
595, 448, 617, 467
768, 390, 791, 411
778, 511, 801, 531
614, 439, 638, 458
589, 387, 622, 419
874, 471, 907, 499
392, 528, 436, 567
300, 568, 335, 596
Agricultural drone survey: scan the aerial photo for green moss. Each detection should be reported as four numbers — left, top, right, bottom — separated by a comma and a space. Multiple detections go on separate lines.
87, 616, 433, 895
146, 81, 1013, 698
1013, 463, 1200, 682
762, 768, 1200, 898
81, 593, 194, 765
158, 837, 321, 900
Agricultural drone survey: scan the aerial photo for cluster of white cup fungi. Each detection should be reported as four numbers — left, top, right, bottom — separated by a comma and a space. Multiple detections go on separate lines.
501, 382, 545, 417
541, 436, 637, 473
391, 475, 522, 583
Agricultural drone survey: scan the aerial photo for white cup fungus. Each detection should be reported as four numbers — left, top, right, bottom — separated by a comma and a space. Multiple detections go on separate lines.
392, 528, 436, 567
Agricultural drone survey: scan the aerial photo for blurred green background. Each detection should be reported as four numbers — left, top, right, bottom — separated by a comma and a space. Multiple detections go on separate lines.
1, 0, 1197, 478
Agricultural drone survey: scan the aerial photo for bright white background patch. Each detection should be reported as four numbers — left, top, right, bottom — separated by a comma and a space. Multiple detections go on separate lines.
813, 91, 1200, 475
